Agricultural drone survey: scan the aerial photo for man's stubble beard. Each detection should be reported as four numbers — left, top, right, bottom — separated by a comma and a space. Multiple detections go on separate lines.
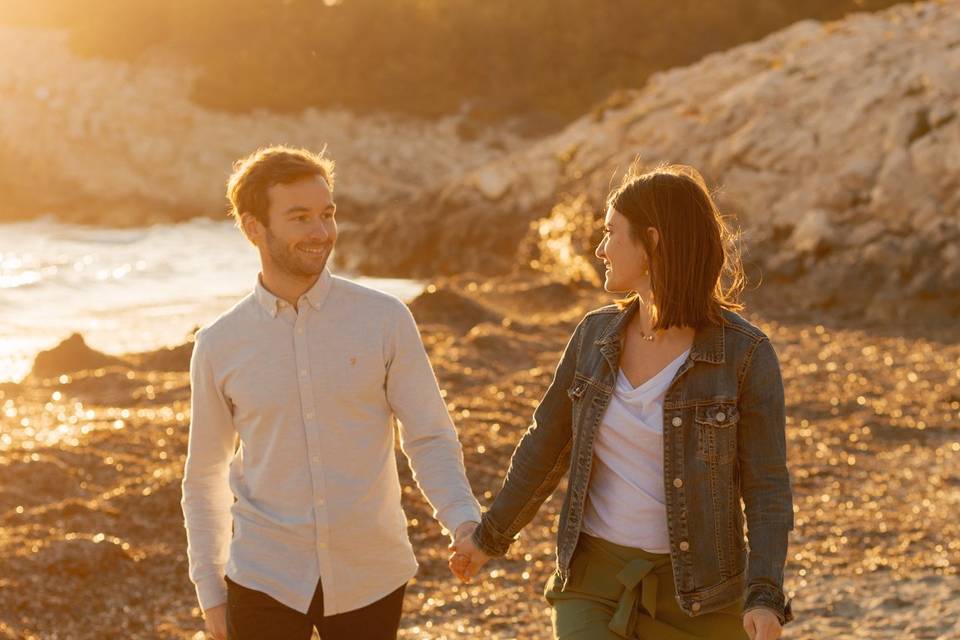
265, 227, 332, 279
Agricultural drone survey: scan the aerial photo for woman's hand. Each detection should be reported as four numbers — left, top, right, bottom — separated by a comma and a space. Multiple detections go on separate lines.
743, 607, 782, 640
448, 522, 492, 583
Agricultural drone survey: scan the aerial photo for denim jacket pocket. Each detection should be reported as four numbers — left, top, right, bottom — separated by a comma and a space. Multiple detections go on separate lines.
695, 402, 739, 464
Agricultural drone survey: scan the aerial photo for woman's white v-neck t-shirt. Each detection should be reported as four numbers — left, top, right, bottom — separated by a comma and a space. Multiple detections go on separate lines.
581, 348, 690, 552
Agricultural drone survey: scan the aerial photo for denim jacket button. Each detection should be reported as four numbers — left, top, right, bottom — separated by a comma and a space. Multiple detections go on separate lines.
715, 412, 726, 422
691, 602, 701, 612
679, 541, 690, 551
673, 477, 683, 488
671, 417, 682, 427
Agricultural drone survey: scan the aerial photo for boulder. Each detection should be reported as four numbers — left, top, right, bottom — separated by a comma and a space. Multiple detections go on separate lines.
30, 334, 129, 379
408, 286, 503, 335
790, 209, 835, 256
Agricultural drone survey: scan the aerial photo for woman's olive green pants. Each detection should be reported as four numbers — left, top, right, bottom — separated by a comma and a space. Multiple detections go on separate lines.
544, 534, 748, 640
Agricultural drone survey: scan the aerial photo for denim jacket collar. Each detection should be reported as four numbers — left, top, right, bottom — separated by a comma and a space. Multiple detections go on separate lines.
594, 297, 725, 364
690, 319, 725, 364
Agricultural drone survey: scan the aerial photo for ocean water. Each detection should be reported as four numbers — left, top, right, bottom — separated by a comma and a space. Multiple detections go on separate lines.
0, 218, 422, 382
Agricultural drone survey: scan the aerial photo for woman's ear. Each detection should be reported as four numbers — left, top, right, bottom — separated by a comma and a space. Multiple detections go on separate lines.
647, 227, 660, 250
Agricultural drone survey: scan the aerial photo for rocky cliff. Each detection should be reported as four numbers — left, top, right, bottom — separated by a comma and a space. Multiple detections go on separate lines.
345, 1, 960, 322
0, 26, 515, 225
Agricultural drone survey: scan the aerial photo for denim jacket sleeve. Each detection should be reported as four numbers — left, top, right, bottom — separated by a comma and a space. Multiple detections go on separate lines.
738, 337, 795, 624
472, 320, 584, 557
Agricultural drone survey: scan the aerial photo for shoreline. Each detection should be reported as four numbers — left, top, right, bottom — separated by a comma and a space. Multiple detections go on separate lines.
0, 215, 425, 384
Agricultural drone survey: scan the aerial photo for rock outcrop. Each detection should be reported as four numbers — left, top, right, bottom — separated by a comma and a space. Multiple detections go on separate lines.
30, 333, 129, 379
0, 26, 516, 225
28, 332, 196, 381
346, 1, 960, 322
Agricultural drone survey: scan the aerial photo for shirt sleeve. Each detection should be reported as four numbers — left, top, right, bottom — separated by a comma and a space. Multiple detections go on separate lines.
180, 331, 237, 611
384, 301, 481, 535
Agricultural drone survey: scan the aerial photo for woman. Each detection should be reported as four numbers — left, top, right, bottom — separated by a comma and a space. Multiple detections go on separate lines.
450, 164, 794, 640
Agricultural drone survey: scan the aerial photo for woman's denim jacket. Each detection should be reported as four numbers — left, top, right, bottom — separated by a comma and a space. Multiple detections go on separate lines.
473, 299, 794, 623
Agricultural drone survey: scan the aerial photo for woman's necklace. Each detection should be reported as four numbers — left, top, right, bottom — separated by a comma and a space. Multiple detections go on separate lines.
632, 302, 658, 342
632, 322, 657, 342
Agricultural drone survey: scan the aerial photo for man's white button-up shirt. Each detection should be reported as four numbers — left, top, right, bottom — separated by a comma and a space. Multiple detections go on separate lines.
181, 269, 481, 614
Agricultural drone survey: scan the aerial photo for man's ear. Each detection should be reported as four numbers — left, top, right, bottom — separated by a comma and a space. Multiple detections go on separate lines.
239, 212, 264, 244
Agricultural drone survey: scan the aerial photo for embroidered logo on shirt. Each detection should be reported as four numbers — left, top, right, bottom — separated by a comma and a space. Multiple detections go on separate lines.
349, 357, 357, 366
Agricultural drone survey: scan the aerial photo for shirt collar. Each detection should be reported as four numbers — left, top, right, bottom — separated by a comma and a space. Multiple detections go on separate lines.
302, 267, 334, 311
254, 268, 333, 317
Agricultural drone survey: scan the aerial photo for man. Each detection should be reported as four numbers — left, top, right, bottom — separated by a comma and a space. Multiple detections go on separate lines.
181, 146, 480, 640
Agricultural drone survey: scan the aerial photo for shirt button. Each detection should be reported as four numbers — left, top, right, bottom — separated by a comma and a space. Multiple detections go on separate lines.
317, 497, 325, 505
672, 417, 682, 427
300, 369, 307, 376
679, 541, 690, 551
691, 602, 701, 612
673, 478, 683, 488
715, 412, 726, 422
297, 327, 304, 335
319, 541, 327, 549
305, 412, 314, 419
311, 455, 320, 463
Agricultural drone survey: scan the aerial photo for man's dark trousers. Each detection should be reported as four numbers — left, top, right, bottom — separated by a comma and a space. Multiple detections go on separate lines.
225, 576, 406, 640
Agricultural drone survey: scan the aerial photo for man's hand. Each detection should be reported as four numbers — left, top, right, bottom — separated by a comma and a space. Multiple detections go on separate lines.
203, 603, 228, 640
448, 521, 491, 583
743, 607, 782, 640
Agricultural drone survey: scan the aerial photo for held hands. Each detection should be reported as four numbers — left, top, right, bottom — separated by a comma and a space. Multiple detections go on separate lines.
743, 607, 782, 640
448, 521, 491, 583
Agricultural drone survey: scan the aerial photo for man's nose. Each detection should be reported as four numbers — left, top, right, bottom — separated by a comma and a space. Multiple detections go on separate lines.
595, 241, 605, 259
307, 222, 331, 241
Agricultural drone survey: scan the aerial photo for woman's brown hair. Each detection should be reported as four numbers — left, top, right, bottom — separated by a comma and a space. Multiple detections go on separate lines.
608, 162, 744, 329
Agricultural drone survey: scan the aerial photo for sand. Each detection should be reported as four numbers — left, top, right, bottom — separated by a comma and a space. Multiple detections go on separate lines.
0, 275, 957, 639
